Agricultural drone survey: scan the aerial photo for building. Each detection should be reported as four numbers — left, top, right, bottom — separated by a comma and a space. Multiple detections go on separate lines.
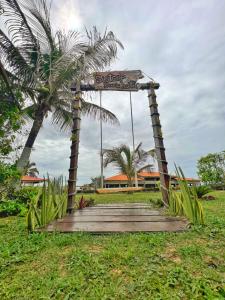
104, 172, 200, 188
21, 175, 45, 186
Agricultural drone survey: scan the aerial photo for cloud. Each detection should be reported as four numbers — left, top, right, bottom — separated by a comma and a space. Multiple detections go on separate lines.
29, 0, 225, 184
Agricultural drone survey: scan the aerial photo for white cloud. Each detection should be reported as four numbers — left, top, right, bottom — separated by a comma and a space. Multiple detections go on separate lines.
29, 0, 225, 184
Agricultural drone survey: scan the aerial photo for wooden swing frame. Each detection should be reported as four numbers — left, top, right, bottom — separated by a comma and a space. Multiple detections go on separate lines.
67, 77, 170, 212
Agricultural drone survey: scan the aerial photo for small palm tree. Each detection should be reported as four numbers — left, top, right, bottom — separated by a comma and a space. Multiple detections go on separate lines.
0, 0, 123, 173
24, 161, 39, 178
103, 143, 155, 187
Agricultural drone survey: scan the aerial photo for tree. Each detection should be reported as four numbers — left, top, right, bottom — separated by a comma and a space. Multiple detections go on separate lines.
24, 161, 39, 177
197, 151, 225, 187
0, 79, 23, 157
103, 143, 154, 187
91, 176, 105, 189
0, 0, 123, 173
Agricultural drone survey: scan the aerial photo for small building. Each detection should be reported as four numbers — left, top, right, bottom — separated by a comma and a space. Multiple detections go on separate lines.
104, 172, 200, 188
21, 175, 45, 186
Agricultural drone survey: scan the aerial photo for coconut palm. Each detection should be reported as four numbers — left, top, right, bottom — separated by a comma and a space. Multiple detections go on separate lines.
103, 143, 155, 187
24, 161, 39, 177
0, 0, 123, 173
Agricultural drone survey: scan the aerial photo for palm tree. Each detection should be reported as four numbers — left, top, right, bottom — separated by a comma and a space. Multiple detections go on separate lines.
24, 161, 39, 177
103, 143, 155, 187
0, 0, 123, 173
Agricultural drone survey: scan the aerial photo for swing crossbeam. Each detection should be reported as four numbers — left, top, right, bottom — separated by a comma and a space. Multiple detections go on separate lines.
71, 82, 160, 92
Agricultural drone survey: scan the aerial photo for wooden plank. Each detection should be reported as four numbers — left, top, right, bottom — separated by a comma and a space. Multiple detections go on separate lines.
73, 208, 161, 216
45, 220, 188, 233
56, 215, 185, 223
40, 203, 188, 233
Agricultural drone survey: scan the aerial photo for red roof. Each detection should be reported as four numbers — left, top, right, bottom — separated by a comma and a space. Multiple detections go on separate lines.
138, 171, 160, 177
105, 173, 200, 182
21, 175, 45, 182
105, 174, 143, 181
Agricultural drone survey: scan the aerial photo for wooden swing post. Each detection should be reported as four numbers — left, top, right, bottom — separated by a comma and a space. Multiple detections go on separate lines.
67, 82, 82, 213
147, 87, 170, 206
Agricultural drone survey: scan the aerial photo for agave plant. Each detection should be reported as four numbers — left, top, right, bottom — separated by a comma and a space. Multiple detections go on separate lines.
27, 176, 67, 231
169, 166, 204, 225
0, 0, 123, 173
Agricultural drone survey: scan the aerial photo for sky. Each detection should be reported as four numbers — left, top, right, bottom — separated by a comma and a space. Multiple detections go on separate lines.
29, 0, 225, 185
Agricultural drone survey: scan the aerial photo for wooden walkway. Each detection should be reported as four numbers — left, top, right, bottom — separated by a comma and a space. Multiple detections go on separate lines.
43, 203, 188, 233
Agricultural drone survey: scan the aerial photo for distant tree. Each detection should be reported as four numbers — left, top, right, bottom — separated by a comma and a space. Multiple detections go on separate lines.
0, 0, 123, 173
197, 151, 225, 187
91, 176, 105, 189
25, 161, 39, 178
103, 143, 154, 187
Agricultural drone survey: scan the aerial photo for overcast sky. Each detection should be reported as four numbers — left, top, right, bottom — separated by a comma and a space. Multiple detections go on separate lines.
30, 0, 225, 185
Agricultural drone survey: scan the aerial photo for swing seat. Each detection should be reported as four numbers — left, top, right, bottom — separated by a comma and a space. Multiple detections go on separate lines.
96, 187, 144, 194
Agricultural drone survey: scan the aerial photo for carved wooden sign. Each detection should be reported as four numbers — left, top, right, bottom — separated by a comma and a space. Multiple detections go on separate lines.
94, 70, 143, 91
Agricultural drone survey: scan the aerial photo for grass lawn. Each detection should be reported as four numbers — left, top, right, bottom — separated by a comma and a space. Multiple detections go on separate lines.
0, 191, 225, 299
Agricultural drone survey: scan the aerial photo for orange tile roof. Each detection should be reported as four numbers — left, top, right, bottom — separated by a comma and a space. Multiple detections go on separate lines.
21, 175, 45, 182
105, 173, 200, 182
175, 177, 200, 182
105, 174, 143, 181
138, 171, 160, 177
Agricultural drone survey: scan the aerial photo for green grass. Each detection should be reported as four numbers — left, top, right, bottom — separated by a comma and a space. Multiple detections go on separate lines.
76, 191, 162, 204
0, 191, 225, 299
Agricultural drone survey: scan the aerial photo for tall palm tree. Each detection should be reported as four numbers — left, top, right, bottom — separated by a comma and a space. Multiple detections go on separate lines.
103, 143, 155, 187
0, 0, 123, 173
24, 161, 39, 177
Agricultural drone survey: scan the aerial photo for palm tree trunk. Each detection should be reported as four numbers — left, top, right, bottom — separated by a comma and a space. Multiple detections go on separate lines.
67, 85, 82, 213
17, 104, 47, 173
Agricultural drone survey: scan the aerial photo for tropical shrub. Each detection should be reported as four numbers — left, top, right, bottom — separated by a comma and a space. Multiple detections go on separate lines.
193, 185, 212, 199
77, 196, 95, 209
9, 186, 39, 204
0, 201, 26, 217
169, 166, 204, 225
0, 162, 20, 201
27, 176, 67, 232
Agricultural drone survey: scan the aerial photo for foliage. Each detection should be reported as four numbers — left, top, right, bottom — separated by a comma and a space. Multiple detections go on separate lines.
77, 196, 95, 209
0, 80, 23, 157
197, 151, 225, 187
0, 200, 26, 217
24, 161, 39, 177
103, 143, 155, 186
9, 186, 39, 204
0, 161, 20, 201
0, 191, 225, 299
27, 176, 67, 232
169, 166, 204, 224
193, 185, 212, 199
91, 176, 105, 189
0, 0, 123, 171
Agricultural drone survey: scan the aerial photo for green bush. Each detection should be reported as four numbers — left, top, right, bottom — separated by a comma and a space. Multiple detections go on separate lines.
193, 185, 211, 199
9, 186, 39, 204
0, 162, 20, 201
0, 201, 27, 217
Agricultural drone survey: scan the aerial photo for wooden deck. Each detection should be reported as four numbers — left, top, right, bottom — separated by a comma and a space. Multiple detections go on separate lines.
43, 203, 188, 233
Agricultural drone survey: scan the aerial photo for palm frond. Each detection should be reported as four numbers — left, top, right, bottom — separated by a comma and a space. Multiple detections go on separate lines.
0, 29, 34, 83
77, 27, 124, 79
51, 105, 73, 131
0, 0, 39, 50
81, 100, 119, 125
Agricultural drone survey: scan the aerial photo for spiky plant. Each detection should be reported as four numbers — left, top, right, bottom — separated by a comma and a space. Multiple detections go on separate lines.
169, 166, 205, 225
27, 176, 67, 231
103, 143, 154, 187
0, 0, 123, 173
